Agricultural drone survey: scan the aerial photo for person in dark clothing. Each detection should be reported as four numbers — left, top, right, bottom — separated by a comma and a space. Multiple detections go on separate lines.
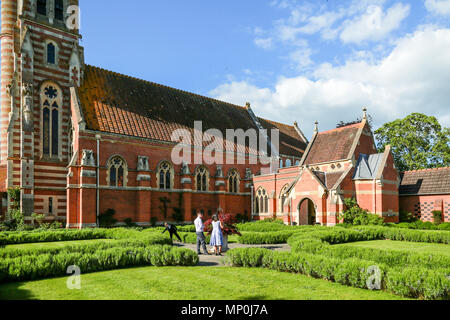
162, 222, 182, 242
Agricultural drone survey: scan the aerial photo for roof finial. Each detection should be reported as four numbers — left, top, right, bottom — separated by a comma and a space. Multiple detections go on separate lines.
314, 121, 319, 134
245, 102, 251, 109
362, 107, 367, 120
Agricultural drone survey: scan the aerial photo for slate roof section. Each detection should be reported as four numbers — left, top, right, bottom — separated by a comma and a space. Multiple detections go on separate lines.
303, 123, 361, 165
399, 167, 450, 195
78, 65, 305, 157
353, 153, 384, 180
312, 171, 346, 190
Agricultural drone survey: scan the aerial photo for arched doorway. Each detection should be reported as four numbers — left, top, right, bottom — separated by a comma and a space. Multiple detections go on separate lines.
297, 198, 316, 225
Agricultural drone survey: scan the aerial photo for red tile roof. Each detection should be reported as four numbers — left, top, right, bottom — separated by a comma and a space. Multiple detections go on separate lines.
304, 123, 361, 165
78, 65, 305, 157
400, 167, 450, 195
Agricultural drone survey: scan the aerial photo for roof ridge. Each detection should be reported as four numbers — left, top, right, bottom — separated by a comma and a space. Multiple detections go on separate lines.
402, 167, 450, 173
258, 117, 296, 129
85, 64, 249, 112
319, 122, 362, 135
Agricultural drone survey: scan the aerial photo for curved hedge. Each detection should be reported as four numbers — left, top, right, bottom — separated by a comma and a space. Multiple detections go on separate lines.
0, 245, 198, 283
227, 248, 449, 300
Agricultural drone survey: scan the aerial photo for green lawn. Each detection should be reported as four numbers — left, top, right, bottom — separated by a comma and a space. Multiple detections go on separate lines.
0, 266, 408, 300
0, 239, 115, 251
338, 240, 450, 256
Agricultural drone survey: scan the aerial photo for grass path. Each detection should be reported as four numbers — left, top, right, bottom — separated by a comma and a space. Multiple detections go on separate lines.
0, 266, 408, 300
338, 240, 450, 256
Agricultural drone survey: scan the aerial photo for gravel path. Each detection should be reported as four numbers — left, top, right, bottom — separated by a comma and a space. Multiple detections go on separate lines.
174, 242, 291, 267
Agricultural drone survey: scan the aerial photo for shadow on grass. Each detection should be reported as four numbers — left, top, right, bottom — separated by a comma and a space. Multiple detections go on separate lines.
0, 282, 36, 300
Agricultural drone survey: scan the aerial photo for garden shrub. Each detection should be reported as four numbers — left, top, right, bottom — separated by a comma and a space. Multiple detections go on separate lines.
385, 267, 449, 300
238, 231, 297, 244
98, 209, 117, 228
438, 222, 450, 231
433, 211, 443, 226
339, 198, 384, 226
0, 245, 198, 283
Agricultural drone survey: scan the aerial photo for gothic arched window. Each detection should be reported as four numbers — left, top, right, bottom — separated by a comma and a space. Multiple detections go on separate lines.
108, 156, 127, 187
55, 0, 64, 21
41, 82, 61, 158
279, 185, 289, 214
37, 0, 47, 15
255, 188, 269, 214
158, 161, 174, 190
286, 159, 292, 167
195, 166, 209, 192
228, 169, 240, 193
47, 42, 56, 64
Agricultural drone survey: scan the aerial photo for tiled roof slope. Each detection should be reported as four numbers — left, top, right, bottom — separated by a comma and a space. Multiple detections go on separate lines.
258, 118, 307, 157
78, 65, 304, 157
400, 167, 450, 195
304, 123, 361, 165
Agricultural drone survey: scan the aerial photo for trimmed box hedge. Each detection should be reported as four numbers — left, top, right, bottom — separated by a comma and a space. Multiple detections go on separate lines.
0, 245, 198, 283
227, 248, 449, 300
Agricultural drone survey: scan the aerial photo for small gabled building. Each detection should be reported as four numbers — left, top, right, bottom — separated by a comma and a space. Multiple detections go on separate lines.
253, 110, 400, 226
399, 167, 450, 222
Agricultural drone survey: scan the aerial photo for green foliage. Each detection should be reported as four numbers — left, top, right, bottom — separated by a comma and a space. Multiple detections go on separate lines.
238, 231, 297, 244
438, 222, 450, 231
228, 224, 450, 299
7, 187, 20, 209
123, 218, 136, 228
99, 209, 117, 228
339, 198, 384, 226
399, 211, 418, 223
374, 113, 450, 171
2, 209, 25, 231
0, 245, 198, 283
386, 267, 449, 300
433, 211, 443, 225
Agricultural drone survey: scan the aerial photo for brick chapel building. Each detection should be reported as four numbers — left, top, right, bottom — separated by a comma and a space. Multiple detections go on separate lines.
1, 1, 448, 228
0, 0, 306, 227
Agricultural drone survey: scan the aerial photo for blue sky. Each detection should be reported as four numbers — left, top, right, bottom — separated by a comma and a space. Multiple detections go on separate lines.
81, 1, 450, 136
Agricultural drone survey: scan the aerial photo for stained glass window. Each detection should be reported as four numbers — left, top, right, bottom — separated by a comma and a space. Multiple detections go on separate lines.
228, 169, 240, 193
195, 167, 209, 192
108, 156, 127, 188
43, 108, 50, 155
158, 162, 173, 190
41, 84, 61, 157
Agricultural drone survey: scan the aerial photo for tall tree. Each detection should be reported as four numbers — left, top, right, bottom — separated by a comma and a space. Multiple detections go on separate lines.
374, 113, 450, 171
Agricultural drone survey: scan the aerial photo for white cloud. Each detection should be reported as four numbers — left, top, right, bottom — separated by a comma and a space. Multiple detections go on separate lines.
340, 3, 410, 44
211, 27, 450, 137
254, 37, 273, 49
425, 0, 450, 16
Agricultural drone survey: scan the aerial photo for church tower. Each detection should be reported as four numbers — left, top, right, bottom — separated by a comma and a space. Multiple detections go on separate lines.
0, 0, 83, 219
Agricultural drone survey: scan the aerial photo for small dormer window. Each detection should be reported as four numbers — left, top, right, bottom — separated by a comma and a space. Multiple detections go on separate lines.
47, 43, 56, 64
55, 0, 64, 21
37, 0, 47, 15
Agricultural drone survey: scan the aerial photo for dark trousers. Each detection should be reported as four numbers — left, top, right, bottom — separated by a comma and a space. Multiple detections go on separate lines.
170, 231, 182, 242
196, 232, 208, 253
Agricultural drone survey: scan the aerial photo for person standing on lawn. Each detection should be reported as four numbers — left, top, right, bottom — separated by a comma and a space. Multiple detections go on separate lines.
194, 211, 210, 255
162, 222, 182, 243
209, 215, 224, 256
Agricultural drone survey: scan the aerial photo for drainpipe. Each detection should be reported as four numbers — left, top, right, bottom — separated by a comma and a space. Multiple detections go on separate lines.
96, 134, 101, 227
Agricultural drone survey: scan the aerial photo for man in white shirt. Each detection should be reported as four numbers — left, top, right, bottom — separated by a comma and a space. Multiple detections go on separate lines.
195, 211, 209, 255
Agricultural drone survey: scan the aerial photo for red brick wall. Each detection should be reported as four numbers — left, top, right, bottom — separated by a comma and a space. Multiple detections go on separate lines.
400, 195, 450, 222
